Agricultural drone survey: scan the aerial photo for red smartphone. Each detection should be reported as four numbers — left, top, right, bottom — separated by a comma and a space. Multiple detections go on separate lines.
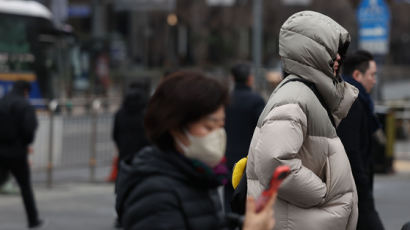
255, 165, 291, 212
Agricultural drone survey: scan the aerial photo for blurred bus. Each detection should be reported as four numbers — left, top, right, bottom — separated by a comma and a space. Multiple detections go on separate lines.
0, 0, 67, 101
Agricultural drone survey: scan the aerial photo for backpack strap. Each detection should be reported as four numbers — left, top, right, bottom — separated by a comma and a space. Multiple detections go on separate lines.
279, 78, 336, 128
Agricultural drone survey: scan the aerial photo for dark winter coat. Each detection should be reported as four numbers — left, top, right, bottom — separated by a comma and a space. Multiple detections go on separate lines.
0, 89, 38, 159
225, 83, 265, 171
337, 76, 384, 230
112, 88, 149, 161
338, 98, 374, 202
116, 146, 234, 230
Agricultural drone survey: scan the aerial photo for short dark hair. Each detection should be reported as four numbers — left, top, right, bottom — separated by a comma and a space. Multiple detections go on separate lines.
231, 63, 251, 84
342, 50, 374, 76
144, 71, 229, 151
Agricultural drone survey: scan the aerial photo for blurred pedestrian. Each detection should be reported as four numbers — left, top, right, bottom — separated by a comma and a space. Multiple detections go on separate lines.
110, 81, 151, 228
0, 80, 44, 228
337, 50, 385, 230
246, 11, 359, 230
224, 63, 265, 212
115, 71, 276, 230
109, 81, 150, 183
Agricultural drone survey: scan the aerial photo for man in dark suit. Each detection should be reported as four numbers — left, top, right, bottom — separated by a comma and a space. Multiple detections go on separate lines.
337, 50, 385, 230
224, 63, 265, 212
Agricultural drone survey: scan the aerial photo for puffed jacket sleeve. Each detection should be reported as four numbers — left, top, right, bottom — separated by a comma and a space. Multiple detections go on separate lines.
121, 178, 187, 230
253, 103, 327, 208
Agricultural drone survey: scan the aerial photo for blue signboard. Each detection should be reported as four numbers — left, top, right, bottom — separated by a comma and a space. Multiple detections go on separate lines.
357, 0, 390, 55
68, 5, 91, 18
0, 79, 42, 99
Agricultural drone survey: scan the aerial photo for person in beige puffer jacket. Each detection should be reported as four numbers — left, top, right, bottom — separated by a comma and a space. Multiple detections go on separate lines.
246, 11, 359, 230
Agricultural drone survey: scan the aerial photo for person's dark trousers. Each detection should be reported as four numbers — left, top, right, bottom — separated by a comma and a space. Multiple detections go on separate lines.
0, 156, 40, 226
356, 193, 385, 230
357, 209, 385, 230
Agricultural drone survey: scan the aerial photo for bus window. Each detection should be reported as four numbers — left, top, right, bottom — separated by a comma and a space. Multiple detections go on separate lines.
0, 1, 68, 101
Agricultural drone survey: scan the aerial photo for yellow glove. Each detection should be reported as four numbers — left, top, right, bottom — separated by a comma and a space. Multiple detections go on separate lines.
232, 157, 247, 189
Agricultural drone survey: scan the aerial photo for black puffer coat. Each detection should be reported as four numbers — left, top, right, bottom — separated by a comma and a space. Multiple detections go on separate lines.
116, 146, 233, 230
112, 88, 149, 161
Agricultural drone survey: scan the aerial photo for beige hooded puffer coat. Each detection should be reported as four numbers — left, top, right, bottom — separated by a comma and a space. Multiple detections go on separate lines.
246, 11, 359, 230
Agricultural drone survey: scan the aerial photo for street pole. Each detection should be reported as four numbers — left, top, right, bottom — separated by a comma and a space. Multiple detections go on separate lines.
92, 0, 106, 39
47, 108, 54, 188
89, 99, 99, 182
47, 100, 58, 188
252, 0, 263, 91
91, 0, 106, 96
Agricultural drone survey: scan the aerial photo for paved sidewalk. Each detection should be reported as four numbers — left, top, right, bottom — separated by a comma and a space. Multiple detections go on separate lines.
1, 168, 409, 230
0, 182, 117, 230
374, 172, 410, 230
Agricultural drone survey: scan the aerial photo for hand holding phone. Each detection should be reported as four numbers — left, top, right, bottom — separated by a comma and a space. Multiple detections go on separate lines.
255, 165, 290, 212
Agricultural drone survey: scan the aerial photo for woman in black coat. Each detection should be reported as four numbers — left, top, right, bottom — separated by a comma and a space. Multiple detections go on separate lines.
116, 72, 276, 230
113, 82, 149, 162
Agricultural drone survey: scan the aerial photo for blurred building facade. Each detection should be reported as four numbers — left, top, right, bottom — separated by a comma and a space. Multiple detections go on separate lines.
34, 0, 410, 100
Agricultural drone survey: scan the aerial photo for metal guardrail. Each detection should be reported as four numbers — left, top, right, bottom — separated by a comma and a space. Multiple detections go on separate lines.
29, 98, 121, 187
380, 102, 410, 163
28, 97, 410, 185
375, 101, 410, 172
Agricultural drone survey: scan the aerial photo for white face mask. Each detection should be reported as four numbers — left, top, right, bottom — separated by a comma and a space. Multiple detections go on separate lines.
177, 128, 226, 168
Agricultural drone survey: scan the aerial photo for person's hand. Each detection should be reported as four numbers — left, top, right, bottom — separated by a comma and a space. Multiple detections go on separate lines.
242, 194, 276, 230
